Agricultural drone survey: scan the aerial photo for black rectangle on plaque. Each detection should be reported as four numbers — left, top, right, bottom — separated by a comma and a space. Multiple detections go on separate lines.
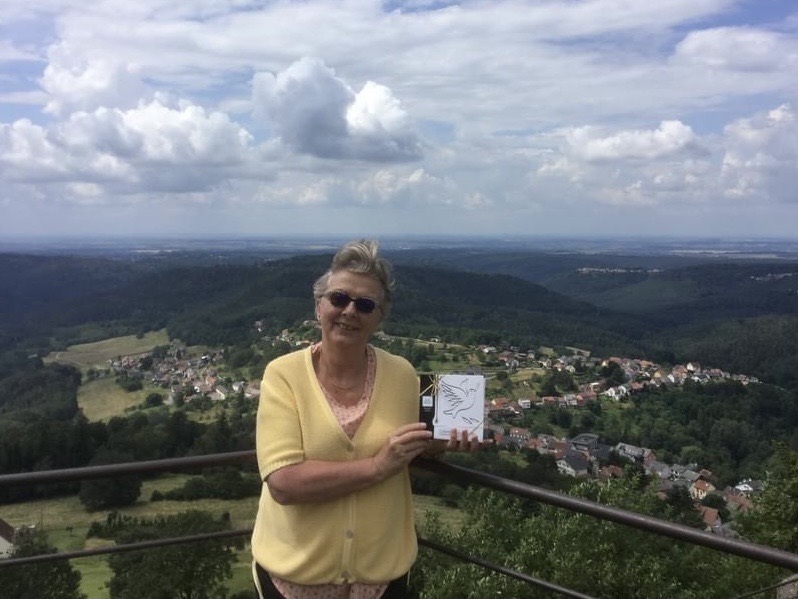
418, 373, 436, 432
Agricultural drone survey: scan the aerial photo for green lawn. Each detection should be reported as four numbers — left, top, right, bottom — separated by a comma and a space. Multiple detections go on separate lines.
76, 555, 113, 598
77, 377, 160, 421
2, 479, 463, 599
44, 330, 170, 373
229, 548, 257, 597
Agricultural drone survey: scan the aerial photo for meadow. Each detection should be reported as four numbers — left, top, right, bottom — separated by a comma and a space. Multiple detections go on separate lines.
77, 377, 155, 421
3, 474, 462, 598
44, 330, 170, 373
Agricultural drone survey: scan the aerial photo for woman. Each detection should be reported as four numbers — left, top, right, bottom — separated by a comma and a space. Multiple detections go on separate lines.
251, 240, 475, 599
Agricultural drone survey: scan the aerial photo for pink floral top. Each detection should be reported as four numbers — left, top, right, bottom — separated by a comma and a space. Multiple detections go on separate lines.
269, 344, 387, 599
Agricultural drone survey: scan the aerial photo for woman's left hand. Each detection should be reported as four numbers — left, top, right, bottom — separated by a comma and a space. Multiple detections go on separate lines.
421, 428, 490, 457
445, 428, 483, 452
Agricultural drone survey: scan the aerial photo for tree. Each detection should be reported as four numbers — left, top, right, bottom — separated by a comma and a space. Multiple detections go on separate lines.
107, 510, 236, 599
79, 449, 141, 511
411, 478, 778, 598
601, 361, 626, 386
737, 443, 798, 553
144, 392, 164, 408
540, 376, 559, 397
0, 527, 85, 599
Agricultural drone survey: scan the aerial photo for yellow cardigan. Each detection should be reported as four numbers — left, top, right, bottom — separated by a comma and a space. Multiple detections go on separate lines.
251, 345, 419, 585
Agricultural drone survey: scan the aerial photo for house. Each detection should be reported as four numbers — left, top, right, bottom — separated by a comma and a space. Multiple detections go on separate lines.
724, 489, 753, 514
0, 517, 16, 558
645, 460, 672, 480
681, 469, 702, 484
557, 451, 590, 477
734, 479, 765, 497
507, 427, 531, 447
615, 442, 647, 463
244, 382, 261, 399
690, 479, 716, 501
571, 433, 600, 453
697, 505, 722, 533
598, 465, 624, 481
604, 384, 634, 400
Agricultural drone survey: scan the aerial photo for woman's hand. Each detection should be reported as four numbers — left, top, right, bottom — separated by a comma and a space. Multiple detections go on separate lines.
421, 428, 490, 458
446, 427, 483, 452
373, 422, 433, 481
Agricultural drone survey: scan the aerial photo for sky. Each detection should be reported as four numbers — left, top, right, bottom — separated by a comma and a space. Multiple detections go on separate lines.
0, 0, 796, 240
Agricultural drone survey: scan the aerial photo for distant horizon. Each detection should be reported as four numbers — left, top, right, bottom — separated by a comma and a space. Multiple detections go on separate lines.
3, 233, 798, 261
4, 232, 798, 242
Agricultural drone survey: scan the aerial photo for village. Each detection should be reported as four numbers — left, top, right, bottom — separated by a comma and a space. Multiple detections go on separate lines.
101, 326, 766, 536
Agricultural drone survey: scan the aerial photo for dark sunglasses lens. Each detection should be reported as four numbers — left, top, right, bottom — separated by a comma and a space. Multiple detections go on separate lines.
354, 298, 376, 313
328, 291, 352, 308
327, 291, 377, 313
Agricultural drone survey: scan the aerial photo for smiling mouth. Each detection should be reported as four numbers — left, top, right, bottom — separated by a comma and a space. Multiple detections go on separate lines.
337, 322, 357, 331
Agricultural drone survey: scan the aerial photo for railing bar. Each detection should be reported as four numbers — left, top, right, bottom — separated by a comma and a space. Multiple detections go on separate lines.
2, 452, 796, 571
0, 528, 252, 568
419, 537, 599, 599
414, 459, 798, 572
727, 573, 798, 599
3, 527, 599, 599
0, 450, 256, 487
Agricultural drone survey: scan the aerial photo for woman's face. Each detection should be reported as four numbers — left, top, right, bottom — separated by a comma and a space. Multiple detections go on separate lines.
317, 270, 385, 349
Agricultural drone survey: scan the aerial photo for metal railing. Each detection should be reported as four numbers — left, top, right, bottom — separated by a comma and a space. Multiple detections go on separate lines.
1, 451, 797, 598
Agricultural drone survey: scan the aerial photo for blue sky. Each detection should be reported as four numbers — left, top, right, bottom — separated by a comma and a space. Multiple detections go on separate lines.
0, 0, 796, 239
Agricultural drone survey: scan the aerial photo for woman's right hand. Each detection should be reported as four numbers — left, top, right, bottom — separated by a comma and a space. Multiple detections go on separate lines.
373, 422, 433, 481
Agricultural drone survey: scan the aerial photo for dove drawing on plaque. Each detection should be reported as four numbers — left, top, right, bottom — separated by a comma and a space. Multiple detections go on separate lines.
438, 375, 484, 427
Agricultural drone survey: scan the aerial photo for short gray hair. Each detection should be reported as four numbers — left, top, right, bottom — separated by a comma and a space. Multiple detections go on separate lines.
313, 240, 395, 312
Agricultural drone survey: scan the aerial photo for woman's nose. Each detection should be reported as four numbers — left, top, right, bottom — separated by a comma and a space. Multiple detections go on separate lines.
341, 299, 358, 315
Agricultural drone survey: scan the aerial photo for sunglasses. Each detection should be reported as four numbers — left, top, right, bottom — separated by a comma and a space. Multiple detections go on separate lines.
325, 290, 382, 314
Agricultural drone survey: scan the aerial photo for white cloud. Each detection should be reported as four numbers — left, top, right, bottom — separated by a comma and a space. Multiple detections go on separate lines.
721, 104, 798, 203
535, 120, 714, 207
41, 43, 147, 116
0, 90, 49, 105
566, 121, 701, 162
252, 57, 421, 161
0, 39, 42, 62
673, 27, 798, 73
0, 99, 258, 195
533, 103, 798, 210
356, 168, 438, 203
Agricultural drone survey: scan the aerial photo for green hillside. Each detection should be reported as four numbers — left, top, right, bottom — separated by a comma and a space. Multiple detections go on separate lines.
2, 251, 798, 389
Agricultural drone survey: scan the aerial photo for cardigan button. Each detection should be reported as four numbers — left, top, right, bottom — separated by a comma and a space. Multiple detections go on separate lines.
346, 529, 354, 538
346, 445, 354, 452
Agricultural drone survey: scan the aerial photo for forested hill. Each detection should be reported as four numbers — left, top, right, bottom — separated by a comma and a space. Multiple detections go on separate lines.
2, 251, 797, 388
0, 253, 645, 357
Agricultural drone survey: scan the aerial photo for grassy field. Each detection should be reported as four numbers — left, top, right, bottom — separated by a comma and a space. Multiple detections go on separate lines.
1, 474, 463, 599
76, 377, 156, 421
43, 330, 226, 422
45, 329, 170, 373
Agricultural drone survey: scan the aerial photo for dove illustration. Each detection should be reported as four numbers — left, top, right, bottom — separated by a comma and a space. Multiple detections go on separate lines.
439, 377, 482, 424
